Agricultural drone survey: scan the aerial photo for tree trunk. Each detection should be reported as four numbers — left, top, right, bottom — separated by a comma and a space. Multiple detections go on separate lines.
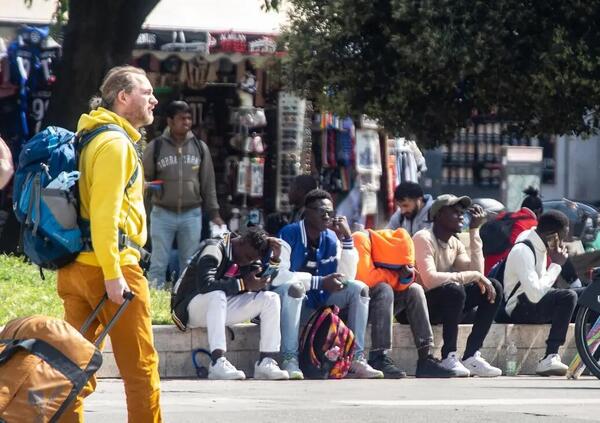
45, 0, 160, 129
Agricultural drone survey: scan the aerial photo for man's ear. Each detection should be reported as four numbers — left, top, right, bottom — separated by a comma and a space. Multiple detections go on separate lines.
116, 89, 128, 105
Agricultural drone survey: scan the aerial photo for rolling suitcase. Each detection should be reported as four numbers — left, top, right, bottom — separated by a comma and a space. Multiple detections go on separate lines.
0, 292, 134, 423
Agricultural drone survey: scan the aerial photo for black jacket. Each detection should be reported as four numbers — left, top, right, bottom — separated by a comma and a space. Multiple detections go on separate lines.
171, 233, 244, 331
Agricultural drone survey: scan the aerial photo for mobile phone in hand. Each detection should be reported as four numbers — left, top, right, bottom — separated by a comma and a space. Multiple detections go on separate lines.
545, 233, 560, 249
257, 265, 277, 279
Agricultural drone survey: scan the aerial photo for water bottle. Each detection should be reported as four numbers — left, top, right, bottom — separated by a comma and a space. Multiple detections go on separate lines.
505, 341, 518, 376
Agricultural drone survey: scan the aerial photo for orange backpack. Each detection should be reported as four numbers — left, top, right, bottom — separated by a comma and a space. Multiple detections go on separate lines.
0, 294, 132, 423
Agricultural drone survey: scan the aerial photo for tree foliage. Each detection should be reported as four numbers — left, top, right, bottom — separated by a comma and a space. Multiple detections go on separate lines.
281, 0, 600, 146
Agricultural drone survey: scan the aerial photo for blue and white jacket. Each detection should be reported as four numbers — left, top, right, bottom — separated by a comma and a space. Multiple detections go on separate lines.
272, 220, 358, 307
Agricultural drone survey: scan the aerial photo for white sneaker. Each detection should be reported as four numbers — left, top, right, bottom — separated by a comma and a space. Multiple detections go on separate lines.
440, 352, 471, 377
536, 354, 568, 376
254, 357, 290, 380
463, 351, 502, 377
209, 357, 246, 380
281, 357, 304, 380
348, 355, 384, 379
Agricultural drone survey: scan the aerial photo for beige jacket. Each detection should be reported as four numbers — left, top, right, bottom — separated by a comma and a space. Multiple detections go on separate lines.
413, 227, 485, 291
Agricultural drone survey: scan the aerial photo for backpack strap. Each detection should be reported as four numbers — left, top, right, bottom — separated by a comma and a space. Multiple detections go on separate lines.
76, 124, 147, 261
505, 239, 536, 303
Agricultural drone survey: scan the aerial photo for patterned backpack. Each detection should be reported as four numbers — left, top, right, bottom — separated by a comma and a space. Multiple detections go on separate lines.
299, 305, 355, 379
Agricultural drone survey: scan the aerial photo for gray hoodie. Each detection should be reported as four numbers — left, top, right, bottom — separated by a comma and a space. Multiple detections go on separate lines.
143, 128, 219, 217
386, 194, 433, 236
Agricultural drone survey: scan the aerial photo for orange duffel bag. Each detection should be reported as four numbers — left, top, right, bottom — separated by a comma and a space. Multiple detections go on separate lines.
0, 293, 132, 423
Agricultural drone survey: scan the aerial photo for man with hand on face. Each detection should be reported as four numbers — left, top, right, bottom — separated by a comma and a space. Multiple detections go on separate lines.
172, 227, 289, 380
271, 189, 383, 380
387, 182, 434, 236
503, 210, 580, 376
143, 100, 223, 289
413, 194, 503, 378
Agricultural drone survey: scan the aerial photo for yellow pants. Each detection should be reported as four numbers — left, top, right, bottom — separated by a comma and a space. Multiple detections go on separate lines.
57, 262, 162, 422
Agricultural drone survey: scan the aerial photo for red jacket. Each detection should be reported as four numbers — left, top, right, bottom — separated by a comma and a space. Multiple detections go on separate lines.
484, 208, 538, 274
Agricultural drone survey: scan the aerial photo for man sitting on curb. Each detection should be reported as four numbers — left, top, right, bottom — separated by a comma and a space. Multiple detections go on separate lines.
353, 228, 454, 378
171, 227, 289, 380
503, 210, 581, 376
387, 182, 434, 236
272, 189, 383, 380
413, 194, 503, 377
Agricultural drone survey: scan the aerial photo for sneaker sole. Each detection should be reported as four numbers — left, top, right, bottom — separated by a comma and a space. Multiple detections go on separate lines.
415, 372, 454, 378
288, 373, 304, 380
383, 373, 407, 379
536, 368, 568, 377
208, 374, 246, 380
254, 374, 290, 380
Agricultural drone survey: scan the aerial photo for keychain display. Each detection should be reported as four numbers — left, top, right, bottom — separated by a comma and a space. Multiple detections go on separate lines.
275, 92, 307, 211
249, 157, 265, 198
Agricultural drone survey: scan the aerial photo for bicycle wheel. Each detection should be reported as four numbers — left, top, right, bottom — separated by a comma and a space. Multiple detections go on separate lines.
574, 305, 600, 379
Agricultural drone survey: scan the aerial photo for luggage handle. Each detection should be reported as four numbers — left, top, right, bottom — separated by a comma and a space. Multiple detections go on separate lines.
80, 291, 135, 348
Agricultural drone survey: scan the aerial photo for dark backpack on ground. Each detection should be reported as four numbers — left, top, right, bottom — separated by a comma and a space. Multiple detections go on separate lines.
299, 305, 355, 379
488, 239, 536, 322
480, 212, 534, 257
13, 125, 139, 270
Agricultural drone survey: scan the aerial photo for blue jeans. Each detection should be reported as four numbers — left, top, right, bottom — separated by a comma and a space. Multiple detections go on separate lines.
274, 280, 370, 359
148, 206, 202, 288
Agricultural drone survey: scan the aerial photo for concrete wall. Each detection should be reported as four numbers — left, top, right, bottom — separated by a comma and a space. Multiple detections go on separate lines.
98, 323, 579, 378
543, 135, 600, 202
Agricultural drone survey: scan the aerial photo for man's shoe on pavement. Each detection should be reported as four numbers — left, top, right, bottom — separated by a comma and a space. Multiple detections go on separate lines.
368, 353, 407, 379
536, 354, 568, 376
254, 357, 290, 380
439, 352, 470, 377
415, 355, 455, 378
281, 356, 304, 380
462, 351, 502, 377
209, 357, 246, 380
348, 354, 384, 379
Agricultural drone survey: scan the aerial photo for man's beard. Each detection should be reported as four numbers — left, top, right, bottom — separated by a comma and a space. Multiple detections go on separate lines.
402, 210, 418, 220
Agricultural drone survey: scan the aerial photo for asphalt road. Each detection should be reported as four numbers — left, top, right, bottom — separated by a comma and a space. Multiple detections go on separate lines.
85, 376, 600, 422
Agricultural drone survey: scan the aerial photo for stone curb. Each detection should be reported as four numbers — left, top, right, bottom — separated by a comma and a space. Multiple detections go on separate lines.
97, 323, 578, 378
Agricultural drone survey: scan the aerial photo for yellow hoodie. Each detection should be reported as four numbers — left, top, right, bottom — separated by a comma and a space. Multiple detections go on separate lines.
75, 107, 147, 280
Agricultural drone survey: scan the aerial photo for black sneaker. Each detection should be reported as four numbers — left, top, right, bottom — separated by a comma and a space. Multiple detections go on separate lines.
415, 355, 455, 378
368, 354, 407, 379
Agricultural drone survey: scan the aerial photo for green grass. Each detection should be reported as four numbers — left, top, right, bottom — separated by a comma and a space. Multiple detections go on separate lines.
0, 255, 172, 325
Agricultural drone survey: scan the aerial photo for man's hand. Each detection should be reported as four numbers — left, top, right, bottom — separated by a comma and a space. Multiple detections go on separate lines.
0, 136, 14, 190
266, 237, 282, 261
322, 273, 345, 293
211, 216, 226, 226
242, 270, 269, 292
476, 276, 496, 303
468, 205, 486, 229
549, 244, 568, 266
331, 216, 352, 240
105, 277, 130, 305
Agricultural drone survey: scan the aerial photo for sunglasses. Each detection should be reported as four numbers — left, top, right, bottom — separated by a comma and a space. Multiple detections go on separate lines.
306, 206, 335, 217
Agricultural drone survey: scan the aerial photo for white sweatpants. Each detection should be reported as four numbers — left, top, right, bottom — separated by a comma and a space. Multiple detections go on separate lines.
187, 290, 281, 353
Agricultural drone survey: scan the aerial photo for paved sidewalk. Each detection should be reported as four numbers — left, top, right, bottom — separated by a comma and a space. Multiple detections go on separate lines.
86, 376, 600, 422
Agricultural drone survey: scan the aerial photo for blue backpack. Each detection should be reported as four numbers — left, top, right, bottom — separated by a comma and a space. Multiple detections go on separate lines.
13, 124, 138, 270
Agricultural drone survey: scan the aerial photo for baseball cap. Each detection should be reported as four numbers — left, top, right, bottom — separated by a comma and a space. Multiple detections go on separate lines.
429, 194, 472, 219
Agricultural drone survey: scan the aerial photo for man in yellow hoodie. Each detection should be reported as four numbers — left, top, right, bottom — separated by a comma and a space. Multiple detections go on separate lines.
56, 66, 162, 422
